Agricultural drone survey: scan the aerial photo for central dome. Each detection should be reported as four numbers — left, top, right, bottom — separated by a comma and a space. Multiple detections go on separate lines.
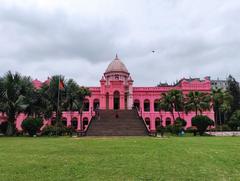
105, 55, 129, 74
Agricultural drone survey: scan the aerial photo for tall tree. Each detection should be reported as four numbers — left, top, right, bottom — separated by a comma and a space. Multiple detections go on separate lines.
220, 91, 233, 123
0, 71, 34, 135
185, 91, 211, 116
40, 76, 91, 125
159, 89, 184, 121
211, 88, 233, 125
24, 88, 46, 118
38, 75, 66, 123
226, 75, 240, 114
63, 79, 91, 114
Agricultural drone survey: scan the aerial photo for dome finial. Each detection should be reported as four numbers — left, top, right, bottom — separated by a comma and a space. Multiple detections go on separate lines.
115, 53, 118, 60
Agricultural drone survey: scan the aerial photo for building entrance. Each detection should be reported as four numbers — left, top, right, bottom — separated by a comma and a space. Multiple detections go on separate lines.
113, 91, 120, 110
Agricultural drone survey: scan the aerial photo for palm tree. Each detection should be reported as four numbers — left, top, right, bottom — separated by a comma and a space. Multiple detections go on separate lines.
159, 89, 184, 122
0, 71, 34, 135
76, 86, 91, 130
221, 91, 233, 123
212, 88, 224, 125
63, 81, 91, 133
24, 88, 46, 118
212, 89, 233, 125
40, 75, 67, 124
40, 76, 91, 127
63, 79, 91, 117
77, 86, 91, 112
185, 91, 211, 116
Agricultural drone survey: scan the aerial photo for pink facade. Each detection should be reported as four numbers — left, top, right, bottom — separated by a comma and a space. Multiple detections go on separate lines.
13, 55, 214, 132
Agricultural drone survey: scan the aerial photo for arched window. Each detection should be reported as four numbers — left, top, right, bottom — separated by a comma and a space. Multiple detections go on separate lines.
83, 117, 88, 130
93, 99, 100, 110
62, 117, 67, 126
133, 99, 140, 110
154, 99, 160, 112
145, 117, 150, 128
83, 99, 89, 112
155, 117, 161, 128
144, 99, 150, 112
166, 117, 172, 126
71, 117, 78, 129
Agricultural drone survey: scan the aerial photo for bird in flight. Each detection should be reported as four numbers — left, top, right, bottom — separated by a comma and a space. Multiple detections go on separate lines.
152, 50, 155, 53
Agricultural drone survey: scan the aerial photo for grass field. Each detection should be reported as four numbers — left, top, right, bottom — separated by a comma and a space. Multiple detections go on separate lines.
0, 136, 240, 181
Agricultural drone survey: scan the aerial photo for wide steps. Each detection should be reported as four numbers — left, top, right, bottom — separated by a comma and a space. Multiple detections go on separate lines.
86, 110, 148, 136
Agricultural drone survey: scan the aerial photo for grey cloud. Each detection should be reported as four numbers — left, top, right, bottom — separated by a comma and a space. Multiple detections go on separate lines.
0, 4, 126, 63
0, 0, 240, 86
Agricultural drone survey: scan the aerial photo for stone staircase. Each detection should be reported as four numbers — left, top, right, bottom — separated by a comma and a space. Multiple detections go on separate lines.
86, 109, 149, 136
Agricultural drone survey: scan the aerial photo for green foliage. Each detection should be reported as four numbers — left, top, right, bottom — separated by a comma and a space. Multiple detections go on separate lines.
0, 71, 34, 135
185, 126, 197, 133
212, 88, 233, 125
171, 124, 182, 135
39, 76, 91, 123
65, 126, 77, 136
165, 125, 173, 133
156, 125, 165, 137
214, 124, 231, 131
159, 89, 184, 121
221, 124, 231, 131
175, 117, 187, 127
63, 79, 91, 112
39, 75, 66, 121
163, 118, 187, 135
41, 124, 76, 136
227, 75, 240, 114
228, 110, 240, 131
42, 125, 62, 136
171, 118, 187, 135
24, 88, 46, 118
185, 91, 211, 116
191, 115, 214, 135
21, 117, 43, 136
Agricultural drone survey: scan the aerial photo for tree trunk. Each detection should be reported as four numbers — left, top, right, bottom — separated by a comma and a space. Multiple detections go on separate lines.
6, 121, 15, 136
171, 111, 175, 122
177, 111, 181, 119
219, 110, 222, 130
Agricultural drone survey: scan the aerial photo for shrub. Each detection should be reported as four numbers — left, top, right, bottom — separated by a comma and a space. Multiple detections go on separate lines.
171, 118, 187, 135
0, 121, 8, 135
228, 110, 240, 131
21, 117, 43, 136
165, 125, 173, 133
42, 125, 64, 136
171, 124, 182, 135
214, 124, 231, 131
221, 124, 231, 131
185, 126, 198, 136
65, 126, 76, 136
156, 125, 165, 137
42, 124, 76, 136
41, 125, 55, 136
191, 115, 214, 136
175, 117, 187, 127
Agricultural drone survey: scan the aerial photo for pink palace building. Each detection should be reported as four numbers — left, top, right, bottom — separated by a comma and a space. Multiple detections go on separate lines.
13, 55, 214, 135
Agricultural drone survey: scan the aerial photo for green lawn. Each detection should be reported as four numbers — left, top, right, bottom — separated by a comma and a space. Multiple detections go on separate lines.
0, 136, 240, 181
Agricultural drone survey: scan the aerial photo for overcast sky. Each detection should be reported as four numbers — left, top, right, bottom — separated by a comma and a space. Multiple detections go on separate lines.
0, 0, 240, 86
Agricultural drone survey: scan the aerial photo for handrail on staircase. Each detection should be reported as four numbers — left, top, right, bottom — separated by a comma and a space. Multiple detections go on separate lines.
133, 106, 150, 133
83, 109, 100, 136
